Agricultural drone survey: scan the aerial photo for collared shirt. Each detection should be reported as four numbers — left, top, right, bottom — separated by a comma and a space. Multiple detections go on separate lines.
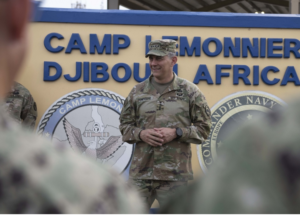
150, 75, 174, 94
119, 74, 212, 181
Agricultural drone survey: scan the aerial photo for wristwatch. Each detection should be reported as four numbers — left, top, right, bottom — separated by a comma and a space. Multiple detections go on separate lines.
175, 127, 183, 139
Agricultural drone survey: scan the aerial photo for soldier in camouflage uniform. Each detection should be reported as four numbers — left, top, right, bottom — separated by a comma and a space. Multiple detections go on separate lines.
160, 99, 300, 213
0, 0, 145, 213
119, 39, 211, 209
4, 82, 37, 130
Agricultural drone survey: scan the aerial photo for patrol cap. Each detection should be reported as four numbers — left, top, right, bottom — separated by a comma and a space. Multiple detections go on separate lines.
146, 39, 176, 57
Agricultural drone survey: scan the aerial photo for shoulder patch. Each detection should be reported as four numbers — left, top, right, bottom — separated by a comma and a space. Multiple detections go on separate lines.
204, 105, 211, 117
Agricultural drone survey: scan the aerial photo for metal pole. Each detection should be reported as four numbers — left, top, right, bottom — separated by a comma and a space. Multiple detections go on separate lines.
107, 0, 119, 9
290, 0, 299, 14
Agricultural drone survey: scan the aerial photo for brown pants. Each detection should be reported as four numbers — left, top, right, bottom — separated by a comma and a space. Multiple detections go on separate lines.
132, 179, 188, 210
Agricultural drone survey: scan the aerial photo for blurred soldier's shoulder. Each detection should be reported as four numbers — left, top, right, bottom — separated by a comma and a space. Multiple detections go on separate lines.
12, 82, 30, 95
0, 112, 144, 214
6, 82, 32, 101
192, 99, 300, 213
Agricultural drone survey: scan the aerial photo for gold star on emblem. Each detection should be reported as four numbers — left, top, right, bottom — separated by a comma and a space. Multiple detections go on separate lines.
247, 114, 253, 120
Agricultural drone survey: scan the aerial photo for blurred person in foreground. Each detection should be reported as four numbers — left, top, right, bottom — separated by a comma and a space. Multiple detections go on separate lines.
0, 0, 145, 213
160, 100, 300, 213
119, 39, 211, 210
4, 82, 37, 130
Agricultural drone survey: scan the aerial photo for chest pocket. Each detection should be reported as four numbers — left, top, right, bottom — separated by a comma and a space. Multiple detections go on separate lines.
164, 96, 190, 126
164, 96, 189, 116
136, 97, 157, 116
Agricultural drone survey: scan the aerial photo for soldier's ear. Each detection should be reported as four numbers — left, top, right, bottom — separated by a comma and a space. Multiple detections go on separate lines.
171, 56, 177, 66
7, 0, 31, 41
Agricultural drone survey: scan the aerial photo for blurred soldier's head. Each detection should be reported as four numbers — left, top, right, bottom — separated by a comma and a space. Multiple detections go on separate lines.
146, 39, 177, 81
0, 0, 30, 98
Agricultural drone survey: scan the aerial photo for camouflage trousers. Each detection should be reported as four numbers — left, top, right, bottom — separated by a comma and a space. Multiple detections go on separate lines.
131, 179, 188, 210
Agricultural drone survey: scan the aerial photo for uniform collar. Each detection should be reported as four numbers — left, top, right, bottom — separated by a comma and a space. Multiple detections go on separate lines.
143, 72, 181, 94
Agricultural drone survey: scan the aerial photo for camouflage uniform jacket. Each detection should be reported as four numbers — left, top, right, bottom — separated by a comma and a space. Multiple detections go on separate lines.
120, 74, 211, 181
0, 102, 145, 213
4, 82, 37, 130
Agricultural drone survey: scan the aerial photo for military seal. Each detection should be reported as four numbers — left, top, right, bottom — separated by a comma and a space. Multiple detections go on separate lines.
197, 91, 285, 172
37, 88, 133, 177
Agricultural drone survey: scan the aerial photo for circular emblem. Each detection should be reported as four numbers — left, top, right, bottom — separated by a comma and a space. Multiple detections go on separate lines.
37, 89, 133, 176
197, 91, 286, 173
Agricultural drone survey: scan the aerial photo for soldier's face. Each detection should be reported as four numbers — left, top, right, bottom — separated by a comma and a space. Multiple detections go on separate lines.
149, 55, 176, 80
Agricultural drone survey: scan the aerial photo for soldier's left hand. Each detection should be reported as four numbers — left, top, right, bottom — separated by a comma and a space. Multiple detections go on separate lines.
154, 128, 176, 144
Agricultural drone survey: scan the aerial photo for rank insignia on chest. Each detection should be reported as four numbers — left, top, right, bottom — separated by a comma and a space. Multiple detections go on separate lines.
157, 101, 164, 111
177, 93, 183, 97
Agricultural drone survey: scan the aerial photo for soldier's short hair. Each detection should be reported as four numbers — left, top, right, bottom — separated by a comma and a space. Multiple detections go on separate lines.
168, 52, 176, 58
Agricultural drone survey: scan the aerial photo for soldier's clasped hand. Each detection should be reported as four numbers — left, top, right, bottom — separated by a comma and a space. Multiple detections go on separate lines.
154, 128, 177, 144
140, 129, 164, 147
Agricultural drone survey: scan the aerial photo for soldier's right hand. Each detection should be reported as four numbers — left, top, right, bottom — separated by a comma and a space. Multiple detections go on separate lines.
140, 129, 164, 147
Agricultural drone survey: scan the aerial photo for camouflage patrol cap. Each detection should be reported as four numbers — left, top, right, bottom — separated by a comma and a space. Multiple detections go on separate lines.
146, 39, 176, 57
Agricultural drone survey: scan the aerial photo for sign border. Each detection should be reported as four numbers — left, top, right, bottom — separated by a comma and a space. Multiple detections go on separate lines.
33, 7, 300, 29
